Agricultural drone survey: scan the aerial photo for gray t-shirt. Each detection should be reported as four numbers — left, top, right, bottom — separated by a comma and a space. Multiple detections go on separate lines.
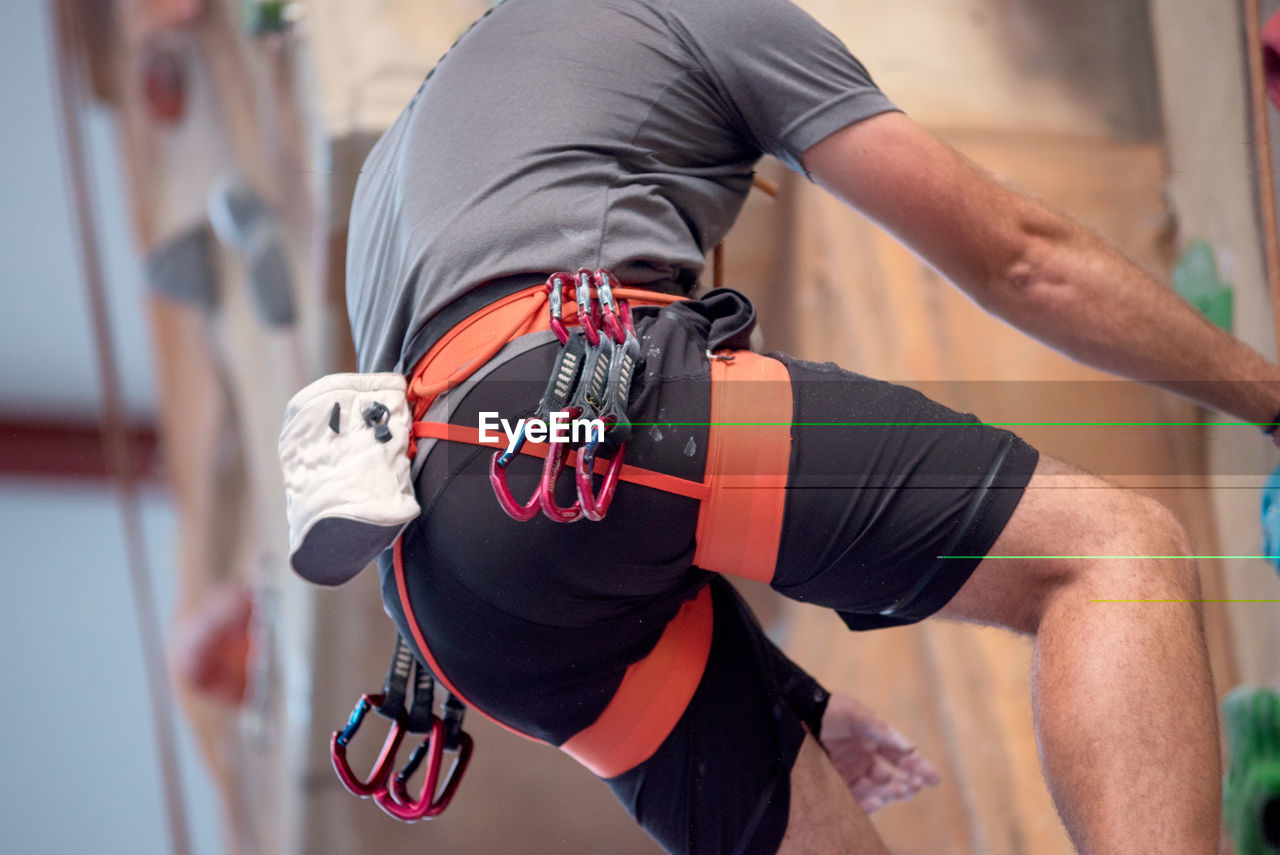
347, 0, 897, 373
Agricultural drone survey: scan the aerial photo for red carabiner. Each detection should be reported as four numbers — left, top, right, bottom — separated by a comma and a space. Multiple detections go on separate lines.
576, 437, 627, 521
538, 425, 584, 523
373, 724, 475, 822
330, 694, 406, 798
424, 731, 474, 815
374, 717, 444, 821
594, 268, 627, 344
574, 268, 600, 346
489, 442, 541, 522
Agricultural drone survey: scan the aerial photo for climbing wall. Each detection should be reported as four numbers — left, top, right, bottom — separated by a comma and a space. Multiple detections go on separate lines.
716, 1, 1253, 852
1149, 0, 1280, 691
727, 134, 1221, 855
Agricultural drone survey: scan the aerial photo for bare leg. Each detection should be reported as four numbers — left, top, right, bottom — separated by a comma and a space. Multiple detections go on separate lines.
940, 455, 1220, 854
778, 733, 890, 855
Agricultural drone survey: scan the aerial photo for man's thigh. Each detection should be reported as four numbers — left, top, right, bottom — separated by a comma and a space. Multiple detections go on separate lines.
779, 734, 888, 855
765, 353, 1041, 630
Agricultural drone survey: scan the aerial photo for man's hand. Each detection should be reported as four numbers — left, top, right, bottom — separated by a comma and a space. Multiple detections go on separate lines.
820, 693, 941, 813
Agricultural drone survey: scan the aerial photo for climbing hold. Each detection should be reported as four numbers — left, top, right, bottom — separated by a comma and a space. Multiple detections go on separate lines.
1172, 240, 1234, 333
1223, 686, 1280, 854
1260, 466, 1280, 574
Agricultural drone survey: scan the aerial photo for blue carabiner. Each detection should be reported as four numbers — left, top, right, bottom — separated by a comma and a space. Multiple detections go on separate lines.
489, 424, 541, 521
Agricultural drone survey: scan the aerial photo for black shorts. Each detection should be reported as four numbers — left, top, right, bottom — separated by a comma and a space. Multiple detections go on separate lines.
381, 291, 1038, 854
605, 576, 829, 854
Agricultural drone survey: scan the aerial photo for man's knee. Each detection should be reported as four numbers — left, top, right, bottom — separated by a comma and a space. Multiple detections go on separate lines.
1041, 490, 1200, 622
945, 468, 1200, 634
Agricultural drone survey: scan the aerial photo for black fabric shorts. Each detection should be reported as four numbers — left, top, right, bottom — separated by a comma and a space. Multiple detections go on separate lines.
380, 290, 1039, 854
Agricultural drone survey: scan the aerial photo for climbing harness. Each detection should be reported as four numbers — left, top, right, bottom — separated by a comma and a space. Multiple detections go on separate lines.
318, 171, 784, 823
330, 635, 473, 822
394, 280, 799, 781
487, 268, 643, 523
343, 274, 784, 791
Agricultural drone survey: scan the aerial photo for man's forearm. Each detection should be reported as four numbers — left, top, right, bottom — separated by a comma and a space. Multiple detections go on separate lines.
803, 112, 1280, 429
982, 211, 1280, 429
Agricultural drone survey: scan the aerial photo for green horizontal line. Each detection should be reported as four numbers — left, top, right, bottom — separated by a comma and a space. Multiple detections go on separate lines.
1091, 599, 1280, 603
939, 555, 1280, 560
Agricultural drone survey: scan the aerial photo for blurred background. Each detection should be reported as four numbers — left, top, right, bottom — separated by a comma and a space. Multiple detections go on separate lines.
5, 0, 1280, 853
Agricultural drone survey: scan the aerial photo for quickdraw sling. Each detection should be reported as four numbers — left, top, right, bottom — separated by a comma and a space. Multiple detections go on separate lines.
329, 634, 473, 823
488, 268, 642, 522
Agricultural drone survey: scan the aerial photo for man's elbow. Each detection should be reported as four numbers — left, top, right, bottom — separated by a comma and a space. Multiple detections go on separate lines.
979, 211, 1082, 314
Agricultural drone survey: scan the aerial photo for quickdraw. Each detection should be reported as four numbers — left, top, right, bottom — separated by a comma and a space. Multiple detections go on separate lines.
330, 635, 472, 822
489, 268, 641, 523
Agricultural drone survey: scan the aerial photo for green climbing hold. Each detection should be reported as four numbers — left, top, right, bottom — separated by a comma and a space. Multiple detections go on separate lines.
1173, 239, 1234, 333
1224, 686, 1280, 854
242, 0, 288, 36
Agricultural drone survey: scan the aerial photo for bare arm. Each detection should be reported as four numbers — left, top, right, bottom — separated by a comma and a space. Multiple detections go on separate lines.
801, 111, 1280, 431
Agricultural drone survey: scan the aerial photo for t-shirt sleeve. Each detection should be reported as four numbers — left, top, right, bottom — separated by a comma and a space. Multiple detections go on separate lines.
664, 0, 898, 173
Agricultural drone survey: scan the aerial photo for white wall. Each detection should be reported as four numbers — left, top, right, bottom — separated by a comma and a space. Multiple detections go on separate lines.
0, 3, 218, 852
0, 1, 157, 420
0, 479, 221, 854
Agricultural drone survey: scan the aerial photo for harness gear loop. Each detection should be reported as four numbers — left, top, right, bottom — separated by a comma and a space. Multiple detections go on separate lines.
408, 275, 686, 523
330, 635, 473, 820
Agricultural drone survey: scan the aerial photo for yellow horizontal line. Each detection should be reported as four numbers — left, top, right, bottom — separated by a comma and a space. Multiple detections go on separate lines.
1090, 599, 1280, 603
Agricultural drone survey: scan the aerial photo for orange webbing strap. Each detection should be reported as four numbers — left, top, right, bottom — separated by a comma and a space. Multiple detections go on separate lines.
559, 586, 713, 778
692, 352, 793, 583
406, 284, 685, 420
411, 421, 708, 501
393, 535, 715, 777
408, 287, 551, 419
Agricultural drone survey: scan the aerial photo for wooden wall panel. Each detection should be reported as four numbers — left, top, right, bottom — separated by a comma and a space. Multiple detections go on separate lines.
1151, 0, 1280, 693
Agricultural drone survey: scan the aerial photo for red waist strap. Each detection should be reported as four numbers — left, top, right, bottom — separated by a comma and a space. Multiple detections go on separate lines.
406, 284, 683, 421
